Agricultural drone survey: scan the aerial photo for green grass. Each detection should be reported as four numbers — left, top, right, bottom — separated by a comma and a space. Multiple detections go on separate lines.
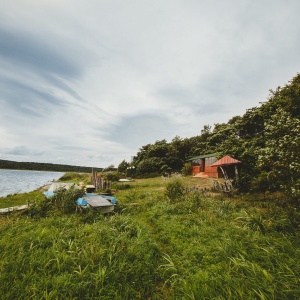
0, 190, 45, 209
0, 175, 299, 299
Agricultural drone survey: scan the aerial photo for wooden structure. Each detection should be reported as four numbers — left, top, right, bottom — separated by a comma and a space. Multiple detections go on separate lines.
188, 154, 241, 179
210, 155, 241, 180
187, 153, 219, 178
91, 170, 112, 191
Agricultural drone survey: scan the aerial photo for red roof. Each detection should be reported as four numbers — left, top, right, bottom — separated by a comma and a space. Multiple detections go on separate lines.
210, 155, 241, 167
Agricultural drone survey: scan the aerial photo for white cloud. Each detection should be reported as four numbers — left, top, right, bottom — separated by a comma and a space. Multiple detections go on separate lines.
0, 0, 300, 167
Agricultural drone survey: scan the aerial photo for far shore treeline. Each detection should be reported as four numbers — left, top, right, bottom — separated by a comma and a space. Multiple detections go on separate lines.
0, 159, 103, 173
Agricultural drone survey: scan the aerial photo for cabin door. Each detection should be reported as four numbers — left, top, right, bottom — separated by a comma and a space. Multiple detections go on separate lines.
200, 158, 205, 172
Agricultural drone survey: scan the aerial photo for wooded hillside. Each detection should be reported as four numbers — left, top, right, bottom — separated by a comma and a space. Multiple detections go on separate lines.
0, 159, 102, 173
121, 74, 300, 199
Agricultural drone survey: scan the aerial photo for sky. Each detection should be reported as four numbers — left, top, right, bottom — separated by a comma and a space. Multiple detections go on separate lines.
1, 0, 300, 168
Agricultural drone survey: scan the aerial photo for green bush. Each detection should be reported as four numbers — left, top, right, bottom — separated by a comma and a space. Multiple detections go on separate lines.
181, 162, 193, 176
104, 172, 120, 182
27, 198, 52, 218
165, 178, 185, 202
51, 186, 85, 213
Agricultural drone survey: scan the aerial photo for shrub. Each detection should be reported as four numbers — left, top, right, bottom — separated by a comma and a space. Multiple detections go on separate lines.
105, 172, 120, 182
51, 186, 84, 213
27, 198, 51, 218
181, 162, 193, 176
165, 178, 185, 202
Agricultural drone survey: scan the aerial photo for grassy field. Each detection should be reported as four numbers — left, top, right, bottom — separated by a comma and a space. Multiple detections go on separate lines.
0, 175, 299, 299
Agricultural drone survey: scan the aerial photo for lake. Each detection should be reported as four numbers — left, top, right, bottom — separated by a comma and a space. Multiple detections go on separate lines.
0, 169, 65, 197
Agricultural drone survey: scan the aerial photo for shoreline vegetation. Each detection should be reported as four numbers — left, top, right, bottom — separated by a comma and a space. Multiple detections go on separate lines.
0, 159, 102, 173
0, 173, 299, 299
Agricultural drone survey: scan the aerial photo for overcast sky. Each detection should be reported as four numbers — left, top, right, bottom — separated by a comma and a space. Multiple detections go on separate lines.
0, 0, 300, 168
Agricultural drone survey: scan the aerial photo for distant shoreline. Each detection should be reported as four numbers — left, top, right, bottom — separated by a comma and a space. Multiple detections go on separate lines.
0, 159, 102, 173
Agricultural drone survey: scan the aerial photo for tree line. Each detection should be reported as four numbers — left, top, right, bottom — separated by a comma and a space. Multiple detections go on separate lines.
118, 73, 300, 200
0, 159, 103, 173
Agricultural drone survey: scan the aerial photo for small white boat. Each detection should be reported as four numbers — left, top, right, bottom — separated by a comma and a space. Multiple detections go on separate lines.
43, 182, 79, 197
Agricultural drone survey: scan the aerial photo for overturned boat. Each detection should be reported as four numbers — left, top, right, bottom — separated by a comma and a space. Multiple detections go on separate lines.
76, 194, 117, 214
43, 182, 79, 197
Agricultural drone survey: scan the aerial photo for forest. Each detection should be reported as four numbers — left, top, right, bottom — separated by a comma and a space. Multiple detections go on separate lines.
119, 73, 300, 201
0, 159, 102, 173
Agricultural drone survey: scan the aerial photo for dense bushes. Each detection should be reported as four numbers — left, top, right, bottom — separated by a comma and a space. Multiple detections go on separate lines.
28, 186, 85, 218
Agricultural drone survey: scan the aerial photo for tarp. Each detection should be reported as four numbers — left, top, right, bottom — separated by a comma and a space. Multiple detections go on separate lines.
76, 198, 88, 206
76, 194, 116, 213
43, 191, 55, 198
210, 155, 241, 167
100, 195, 117, 204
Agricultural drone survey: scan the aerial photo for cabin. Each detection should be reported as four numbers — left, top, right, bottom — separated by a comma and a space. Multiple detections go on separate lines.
187, 153, 218, 177
187, 153, 241, 179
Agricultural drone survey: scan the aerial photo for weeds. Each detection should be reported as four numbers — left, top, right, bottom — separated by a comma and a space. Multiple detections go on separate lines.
0, 176, 299, 299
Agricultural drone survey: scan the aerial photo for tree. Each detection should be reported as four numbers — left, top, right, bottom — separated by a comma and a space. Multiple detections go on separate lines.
258, 108, 300, 200
118, 160, 129, 174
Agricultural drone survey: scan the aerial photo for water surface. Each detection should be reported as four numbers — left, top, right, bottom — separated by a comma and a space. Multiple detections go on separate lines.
0, 169, 64, 197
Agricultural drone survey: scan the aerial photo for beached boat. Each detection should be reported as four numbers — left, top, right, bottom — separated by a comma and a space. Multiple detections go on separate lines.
76, 194, 116, 214
43, 182, 79, 197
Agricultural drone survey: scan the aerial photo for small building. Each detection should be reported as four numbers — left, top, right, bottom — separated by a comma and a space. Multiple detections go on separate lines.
187, 153, 241, 179
187, 153, 218, 178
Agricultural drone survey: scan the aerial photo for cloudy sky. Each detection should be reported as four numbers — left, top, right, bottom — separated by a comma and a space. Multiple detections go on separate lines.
0, 0, 300, 168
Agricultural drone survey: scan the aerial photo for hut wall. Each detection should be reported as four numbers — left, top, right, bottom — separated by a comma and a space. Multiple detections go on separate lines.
192, 166, 200, 175
203, 165, 219, 178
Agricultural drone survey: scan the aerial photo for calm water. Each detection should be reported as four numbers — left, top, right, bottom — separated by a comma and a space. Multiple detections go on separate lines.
0, 169, 65, 197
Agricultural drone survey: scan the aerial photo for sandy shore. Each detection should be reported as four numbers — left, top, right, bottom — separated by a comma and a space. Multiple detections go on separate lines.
38, 184, 51, 192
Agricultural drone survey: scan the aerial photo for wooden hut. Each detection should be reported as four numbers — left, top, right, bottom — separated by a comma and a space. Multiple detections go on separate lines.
187, 153, 218, 178
187, 154, 241, 179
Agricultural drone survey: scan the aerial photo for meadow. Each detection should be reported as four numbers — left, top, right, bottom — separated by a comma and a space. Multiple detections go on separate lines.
0, 175, 299, 299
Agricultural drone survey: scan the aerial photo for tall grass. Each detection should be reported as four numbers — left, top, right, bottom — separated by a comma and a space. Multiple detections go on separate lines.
0, 190, 44, 208
0, 176, 299, 299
